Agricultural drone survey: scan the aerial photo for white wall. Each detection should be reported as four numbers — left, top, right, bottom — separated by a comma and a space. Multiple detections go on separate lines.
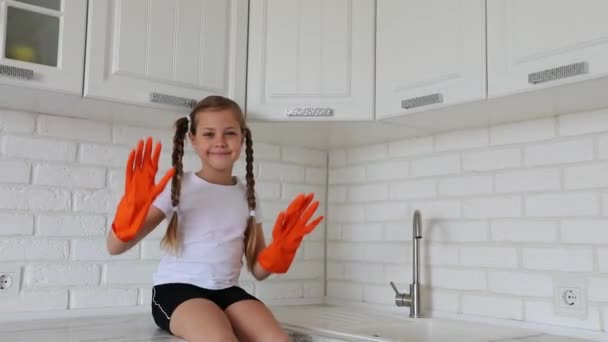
0, 109, 326, 317
326, 108, 608, 332
3, 106, 608, 333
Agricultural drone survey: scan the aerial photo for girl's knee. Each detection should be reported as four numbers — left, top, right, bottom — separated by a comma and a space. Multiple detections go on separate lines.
276, 333, 291, 342
214, 335, 238, 342
174, 321, 238, 342
192, 332, 238, 342
261, 328, 290, 342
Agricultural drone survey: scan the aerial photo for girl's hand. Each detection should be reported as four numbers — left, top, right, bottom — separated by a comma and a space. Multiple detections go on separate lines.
112, 137, 175, 242
257, 193, 324, 273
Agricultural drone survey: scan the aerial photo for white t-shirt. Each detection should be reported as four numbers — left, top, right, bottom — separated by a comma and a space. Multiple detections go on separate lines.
151, 172, 262, 290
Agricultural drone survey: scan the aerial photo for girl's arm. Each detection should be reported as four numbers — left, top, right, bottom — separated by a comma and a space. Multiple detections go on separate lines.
250, 223, 272, 281
106, 206, 166, 255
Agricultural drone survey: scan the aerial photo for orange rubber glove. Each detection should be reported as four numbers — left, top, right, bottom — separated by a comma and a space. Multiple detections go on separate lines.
258, 193, 324, 273
112, 137, 175, 242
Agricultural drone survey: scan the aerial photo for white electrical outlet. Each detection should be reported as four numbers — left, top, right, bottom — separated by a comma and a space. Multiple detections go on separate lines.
553, 278, 587, 319
0, 265, 21, 296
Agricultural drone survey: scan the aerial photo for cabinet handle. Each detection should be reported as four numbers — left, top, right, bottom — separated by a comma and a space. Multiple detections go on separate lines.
528, 61, 588, 84
401, 93, 443, 109
286, 107, 334, 117
0, 64, 34, 80
150, 92, 197, 108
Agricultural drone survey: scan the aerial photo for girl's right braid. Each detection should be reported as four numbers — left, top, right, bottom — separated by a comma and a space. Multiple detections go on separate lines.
243, 127, 259, 271
244, 127, 255, 211
161, 117, 189, 253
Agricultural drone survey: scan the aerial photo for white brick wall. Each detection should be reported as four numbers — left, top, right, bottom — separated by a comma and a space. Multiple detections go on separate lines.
0, 290, 68, 313
70, 288, 139, 308
489, 118, 555, 145
522, 248, 594, 272
462, 147, 521, 171
0, 160, 30, 183
525, 301, 602, 331
0, 109, 326, 314
0, 213, 34, 235
487, 271, 553, 297
599, 248, 608, 273
461, 295, 523, 320
5, 107, 608, 333
435, 128, 489, 152
328, 109, 608, 332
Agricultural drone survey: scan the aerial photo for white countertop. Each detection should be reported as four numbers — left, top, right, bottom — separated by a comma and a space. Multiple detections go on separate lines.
0, 304, 597, 342
273, 304, 594, 342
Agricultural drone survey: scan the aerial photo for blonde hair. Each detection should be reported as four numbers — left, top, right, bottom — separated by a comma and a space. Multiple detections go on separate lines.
160, 95, 259, 271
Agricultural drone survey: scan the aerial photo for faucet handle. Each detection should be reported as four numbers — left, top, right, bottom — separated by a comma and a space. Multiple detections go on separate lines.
389, 281, 401, 295
390, 281, 408, 307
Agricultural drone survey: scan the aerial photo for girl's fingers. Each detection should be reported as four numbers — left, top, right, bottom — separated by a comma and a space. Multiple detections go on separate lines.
285, 194, 305, 217
283, 194, 307, 230
285, 193, 314, 229
152, 168, 175, 198
303, 216, 324, 235
298, 200, 320, 225
298, 193, 314, 215
272, 212, 286, 240
125, 149, 135, 192
143, 137, 153, 168
135, 139, 145, 170
151, 141, 163, 169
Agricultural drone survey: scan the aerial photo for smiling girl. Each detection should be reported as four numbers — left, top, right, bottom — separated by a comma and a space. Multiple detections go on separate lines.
107, 95, 323, 341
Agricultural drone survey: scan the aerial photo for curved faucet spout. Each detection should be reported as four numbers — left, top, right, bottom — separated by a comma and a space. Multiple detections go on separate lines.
412, 210, 421, 286
413, 210, 422, 239
389, 210, 423, 318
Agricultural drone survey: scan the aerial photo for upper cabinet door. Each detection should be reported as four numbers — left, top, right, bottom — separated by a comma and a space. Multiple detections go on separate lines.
0, 0, 86, 94
246, 0, 375, 121
487, 0, 608, 97
85, 0, 248, 111
375, 0, 486, 120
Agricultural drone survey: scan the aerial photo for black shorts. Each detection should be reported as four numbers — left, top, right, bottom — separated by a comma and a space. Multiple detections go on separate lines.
151, 283, 260, 334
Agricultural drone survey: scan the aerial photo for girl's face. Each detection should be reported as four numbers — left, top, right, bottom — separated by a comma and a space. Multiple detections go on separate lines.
189, 109, 243, 173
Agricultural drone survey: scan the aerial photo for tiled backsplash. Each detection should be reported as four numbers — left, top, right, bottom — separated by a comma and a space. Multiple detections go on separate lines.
3, 106, 608, 333
326, 109, 608, 332
0, 110, 326, 315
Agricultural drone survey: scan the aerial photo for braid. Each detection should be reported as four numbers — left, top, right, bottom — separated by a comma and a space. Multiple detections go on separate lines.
243, 127, 259, 271
244, 127, 256, 211
160, 116, 190, 253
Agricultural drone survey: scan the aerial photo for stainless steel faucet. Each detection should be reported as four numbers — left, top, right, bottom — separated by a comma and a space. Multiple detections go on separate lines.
389, 210, 422, 318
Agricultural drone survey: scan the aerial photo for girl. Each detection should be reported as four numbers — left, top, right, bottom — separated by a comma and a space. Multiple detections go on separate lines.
107, 95, 323, 342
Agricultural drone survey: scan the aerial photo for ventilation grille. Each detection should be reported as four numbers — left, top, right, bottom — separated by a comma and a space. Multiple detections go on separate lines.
0, 64, 33, 80
286, 107, 334, 117
401, 93, 443, 109
150, 92, 196, 108
528, 62, 588, 84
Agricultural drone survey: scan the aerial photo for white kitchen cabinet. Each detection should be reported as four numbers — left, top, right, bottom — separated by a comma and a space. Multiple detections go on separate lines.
0, 0, 86, 94
84, 0, 248, 113
246, 0, 375, 121
487, 0, 608, 97
375, 0, 486, 120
